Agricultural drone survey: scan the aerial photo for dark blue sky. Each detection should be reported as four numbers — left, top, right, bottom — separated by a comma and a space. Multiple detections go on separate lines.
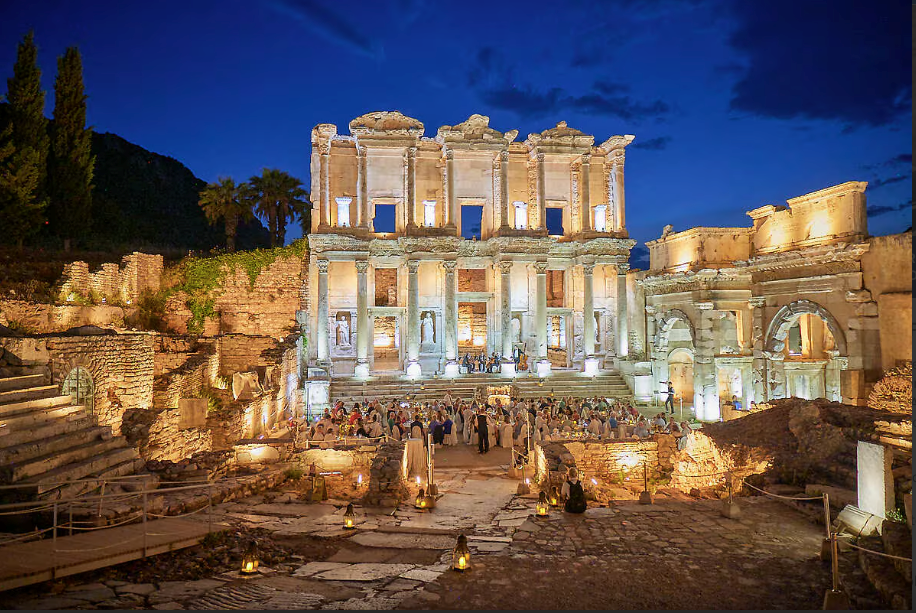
2, 0, 911, 260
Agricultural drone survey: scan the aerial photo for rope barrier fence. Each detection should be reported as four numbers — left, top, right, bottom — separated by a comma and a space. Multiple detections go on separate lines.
838, 537, 913, 563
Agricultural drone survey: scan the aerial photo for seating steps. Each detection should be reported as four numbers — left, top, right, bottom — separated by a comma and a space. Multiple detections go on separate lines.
329, 370, 632, 404
0, 363, 146, 501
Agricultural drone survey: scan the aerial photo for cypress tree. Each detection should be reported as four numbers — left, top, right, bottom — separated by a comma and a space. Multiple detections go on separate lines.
1, 31, 48, 246
49, 46, 94, 248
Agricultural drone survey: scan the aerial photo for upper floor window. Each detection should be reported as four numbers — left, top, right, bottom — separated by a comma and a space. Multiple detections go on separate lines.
594, 205, 607, 232
336, 197, 352, 227
513, 201, 528, 230
423, 200, 437, 227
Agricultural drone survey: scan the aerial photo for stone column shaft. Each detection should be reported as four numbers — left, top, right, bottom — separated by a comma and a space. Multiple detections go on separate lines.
405, 147, 416, 229
535, 262, 548, 360
496, 151, 509, 231
536, 153, 546, 231
614, 158, 626, 231
580, 154, 591, 232
499, 261, 513, 359
355, 261, 369, 365
749, 297, 767, 403
357, 146, 368, 229
694, 304, 719, 420
316, 259, 330, 363
582, 263, 595, 357
444, 150, 456, 230
442, 262, 458, 362
406, 260, 420, 363
616, 264, 629, 358
319, 150, 330, 227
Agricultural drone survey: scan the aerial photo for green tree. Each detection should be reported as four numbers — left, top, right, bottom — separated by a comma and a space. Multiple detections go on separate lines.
2, 31, 49, 245
248, 168, 308, 247
198, 177, 253, 251
49, 46, 95, 250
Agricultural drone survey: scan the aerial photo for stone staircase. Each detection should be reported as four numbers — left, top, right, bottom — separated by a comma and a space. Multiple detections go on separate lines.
0, 363, 146, 502
329, 370, 632, 405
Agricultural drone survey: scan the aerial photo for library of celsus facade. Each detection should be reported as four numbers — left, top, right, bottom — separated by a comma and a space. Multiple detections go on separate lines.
306, 112, 636, 380
304, 111, 911, 418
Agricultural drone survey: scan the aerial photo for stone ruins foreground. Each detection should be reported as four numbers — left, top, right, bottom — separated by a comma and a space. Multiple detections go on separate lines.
0, 111, 911, 610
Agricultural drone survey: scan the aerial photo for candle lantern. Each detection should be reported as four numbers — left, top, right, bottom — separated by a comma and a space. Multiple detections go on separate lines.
240, 541, 259, 574
452, 534, 471, 571
536, 491, 549, 517
548, 486, 559, 506
415, 488, 428, 509
343, 503, 357, 529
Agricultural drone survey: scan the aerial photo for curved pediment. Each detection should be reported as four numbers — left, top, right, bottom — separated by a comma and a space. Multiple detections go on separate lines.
349, 111, 424, 136
436, 114, 517, 144
527, 121, 595, 150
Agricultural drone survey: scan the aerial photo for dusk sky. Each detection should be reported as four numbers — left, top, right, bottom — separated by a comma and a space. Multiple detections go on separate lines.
2, 0, 911, 263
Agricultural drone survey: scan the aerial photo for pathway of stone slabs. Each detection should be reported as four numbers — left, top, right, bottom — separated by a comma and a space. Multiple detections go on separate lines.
7, 466, 531, 610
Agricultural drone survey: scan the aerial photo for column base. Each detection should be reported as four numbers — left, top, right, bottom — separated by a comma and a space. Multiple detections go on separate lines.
500, 361, 517, 377
536, 359, 552, 378
444, 360, 460, 378
354, 361, 370, 379
406, 360, 422, 379
583, 357, 599, 377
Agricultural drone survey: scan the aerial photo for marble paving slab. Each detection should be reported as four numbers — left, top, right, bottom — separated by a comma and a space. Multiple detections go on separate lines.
314, 563, 417, 582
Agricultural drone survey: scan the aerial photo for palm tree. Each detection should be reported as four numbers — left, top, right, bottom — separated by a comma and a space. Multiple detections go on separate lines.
249, 168, 308, 247
198, 177, 252, 251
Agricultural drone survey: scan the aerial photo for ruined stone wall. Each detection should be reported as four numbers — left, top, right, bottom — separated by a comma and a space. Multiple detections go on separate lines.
152, 352, 217, 410
121, 406, 212, 462
0, 333, 157, 429
0, 300, 131, 334
58, 252, 164, 304
862, 232, 912, 371
163, 255, 305, 339
218, 334, 280, 376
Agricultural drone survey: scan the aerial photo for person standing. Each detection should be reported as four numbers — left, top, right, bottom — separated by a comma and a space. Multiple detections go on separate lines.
476, 407, 490, 454
664, 381, 675, 414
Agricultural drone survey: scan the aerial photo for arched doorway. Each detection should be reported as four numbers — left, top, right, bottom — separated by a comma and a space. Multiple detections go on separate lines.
62, 367, 95, 417
765, 300, 847, 401
668, 348, 694, 413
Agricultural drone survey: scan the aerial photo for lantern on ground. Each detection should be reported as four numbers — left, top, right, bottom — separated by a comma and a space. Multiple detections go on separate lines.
536, 491, 549, 518
356, 473, 364, 487
240, 541, 259, 574
548, 486, 559, 506
415, 488, 428, 509
452, 534, 471, 571
343, 503, 357, 529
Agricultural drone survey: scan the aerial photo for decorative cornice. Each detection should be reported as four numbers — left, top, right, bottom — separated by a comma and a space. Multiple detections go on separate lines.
316, 259, 329, 273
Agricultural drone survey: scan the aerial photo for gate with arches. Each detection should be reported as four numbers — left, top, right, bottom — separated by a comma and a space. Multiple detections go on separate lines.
61, 366, 95, 417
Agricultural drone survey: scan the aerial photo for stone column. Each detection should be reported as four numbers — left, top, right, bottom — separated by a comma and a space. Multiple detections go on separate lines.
444, 149, 456, 231
580, 154, 591, 232
694, 302, 719, 421
496, 151, 509, 232
442, 261, 459, 376
612, 152, 626, 231
536, 153, 546, 231
406, 259, 421, 376
354, 260, 370, 378
316, 259, 330, 365
498, 261, 515, 375
405, 146, 417, 230
749, 296, 767, 404
356, 145, 368, 229
534, 262, 550, 375
319, 145, 330, 228
645, 305, 657, 361
615, 264, 629, 358
582, 262, 598, 375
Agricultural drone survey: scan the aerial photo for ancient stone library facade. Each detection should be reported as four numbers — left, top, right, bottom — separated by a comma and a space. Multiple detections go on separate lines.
303, 111, 912, 419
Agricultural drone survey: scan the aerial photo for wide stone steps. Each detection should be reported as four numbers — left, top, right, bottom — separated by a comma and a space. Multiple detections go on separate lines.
0, 403, 86, 431
27, 447, 145, 496
0, 425, 112, 467
0, 374, 47, 393
9, 435, 127, 482
0, 384, 61, 405
0, 412, 95, 449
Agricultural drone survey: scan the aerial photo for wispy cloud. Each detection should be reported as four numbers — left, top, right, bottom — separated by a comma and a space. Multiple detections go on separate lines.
631, 136, 671, 151
267, 0, 384, 60
869, 173, 911, 190
867, 199, 913, 218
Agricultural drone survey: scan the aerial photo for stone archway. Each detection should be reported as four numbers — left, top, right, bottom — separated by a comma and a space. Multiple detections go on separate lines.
62, 366, 95, 417
764, 299, 847, 401
764, 299, 847, 356
654, 309, 695, 353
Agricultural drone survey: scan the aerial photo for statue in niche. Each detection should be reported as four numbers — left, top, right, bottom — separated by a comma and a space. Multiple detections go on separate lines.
336, 315, 351, 346
421, 311, 436, 345
511, 317, 521, 343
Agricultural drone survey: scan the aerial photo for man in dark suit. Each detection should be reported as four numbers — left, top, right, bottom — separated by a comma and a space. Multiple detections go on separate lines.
476, 408, 490, 454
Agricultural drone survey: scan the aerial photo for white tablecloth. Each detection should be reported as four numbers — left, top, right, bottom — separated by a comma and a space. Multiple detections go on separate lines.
499, 424, 514, 448
404, 438, 427, 478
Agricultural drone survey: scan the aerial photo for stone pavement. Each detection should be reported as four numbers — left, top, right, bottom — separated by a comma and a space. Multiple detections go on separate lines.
3, 448, 834, 610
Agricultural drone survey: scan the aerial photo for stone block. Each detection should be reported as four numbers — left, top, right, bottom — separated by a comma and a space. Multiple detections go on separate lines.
856, 441, 894, 518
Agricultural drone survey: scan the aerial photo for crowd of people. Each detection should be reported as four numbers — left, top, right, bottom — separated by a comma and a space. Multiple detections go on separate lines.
289, 393, 697, 453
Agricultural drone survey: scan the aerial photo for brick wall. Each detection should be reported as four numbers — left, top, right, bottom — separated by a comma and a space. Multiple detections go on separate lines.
58, 252, 164, 304
121, 406, 212, 462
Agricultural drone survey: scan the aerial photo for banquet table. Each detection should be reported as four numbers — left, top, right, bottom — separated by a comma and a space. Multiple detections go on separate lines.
404, 438, 427, 478
499, 424, 514, 448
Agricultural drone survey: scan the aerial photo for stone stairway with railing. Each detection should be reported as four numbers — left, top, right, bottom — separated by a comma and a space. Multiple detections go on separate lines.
0, 362, 146, 502
328, 369, 632, 405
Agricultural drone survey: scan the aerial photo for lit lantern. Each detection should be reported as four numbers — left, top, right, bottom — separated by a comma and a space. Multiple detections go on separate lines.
343, 503, 356, 529
356, 473, 363, 487
452, 534, 471, 571
415, 475, 422, 487
548, 486, 559, 506
415, 488, 428, 509
240, 541, 259, 574
536, 491, 549, 518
